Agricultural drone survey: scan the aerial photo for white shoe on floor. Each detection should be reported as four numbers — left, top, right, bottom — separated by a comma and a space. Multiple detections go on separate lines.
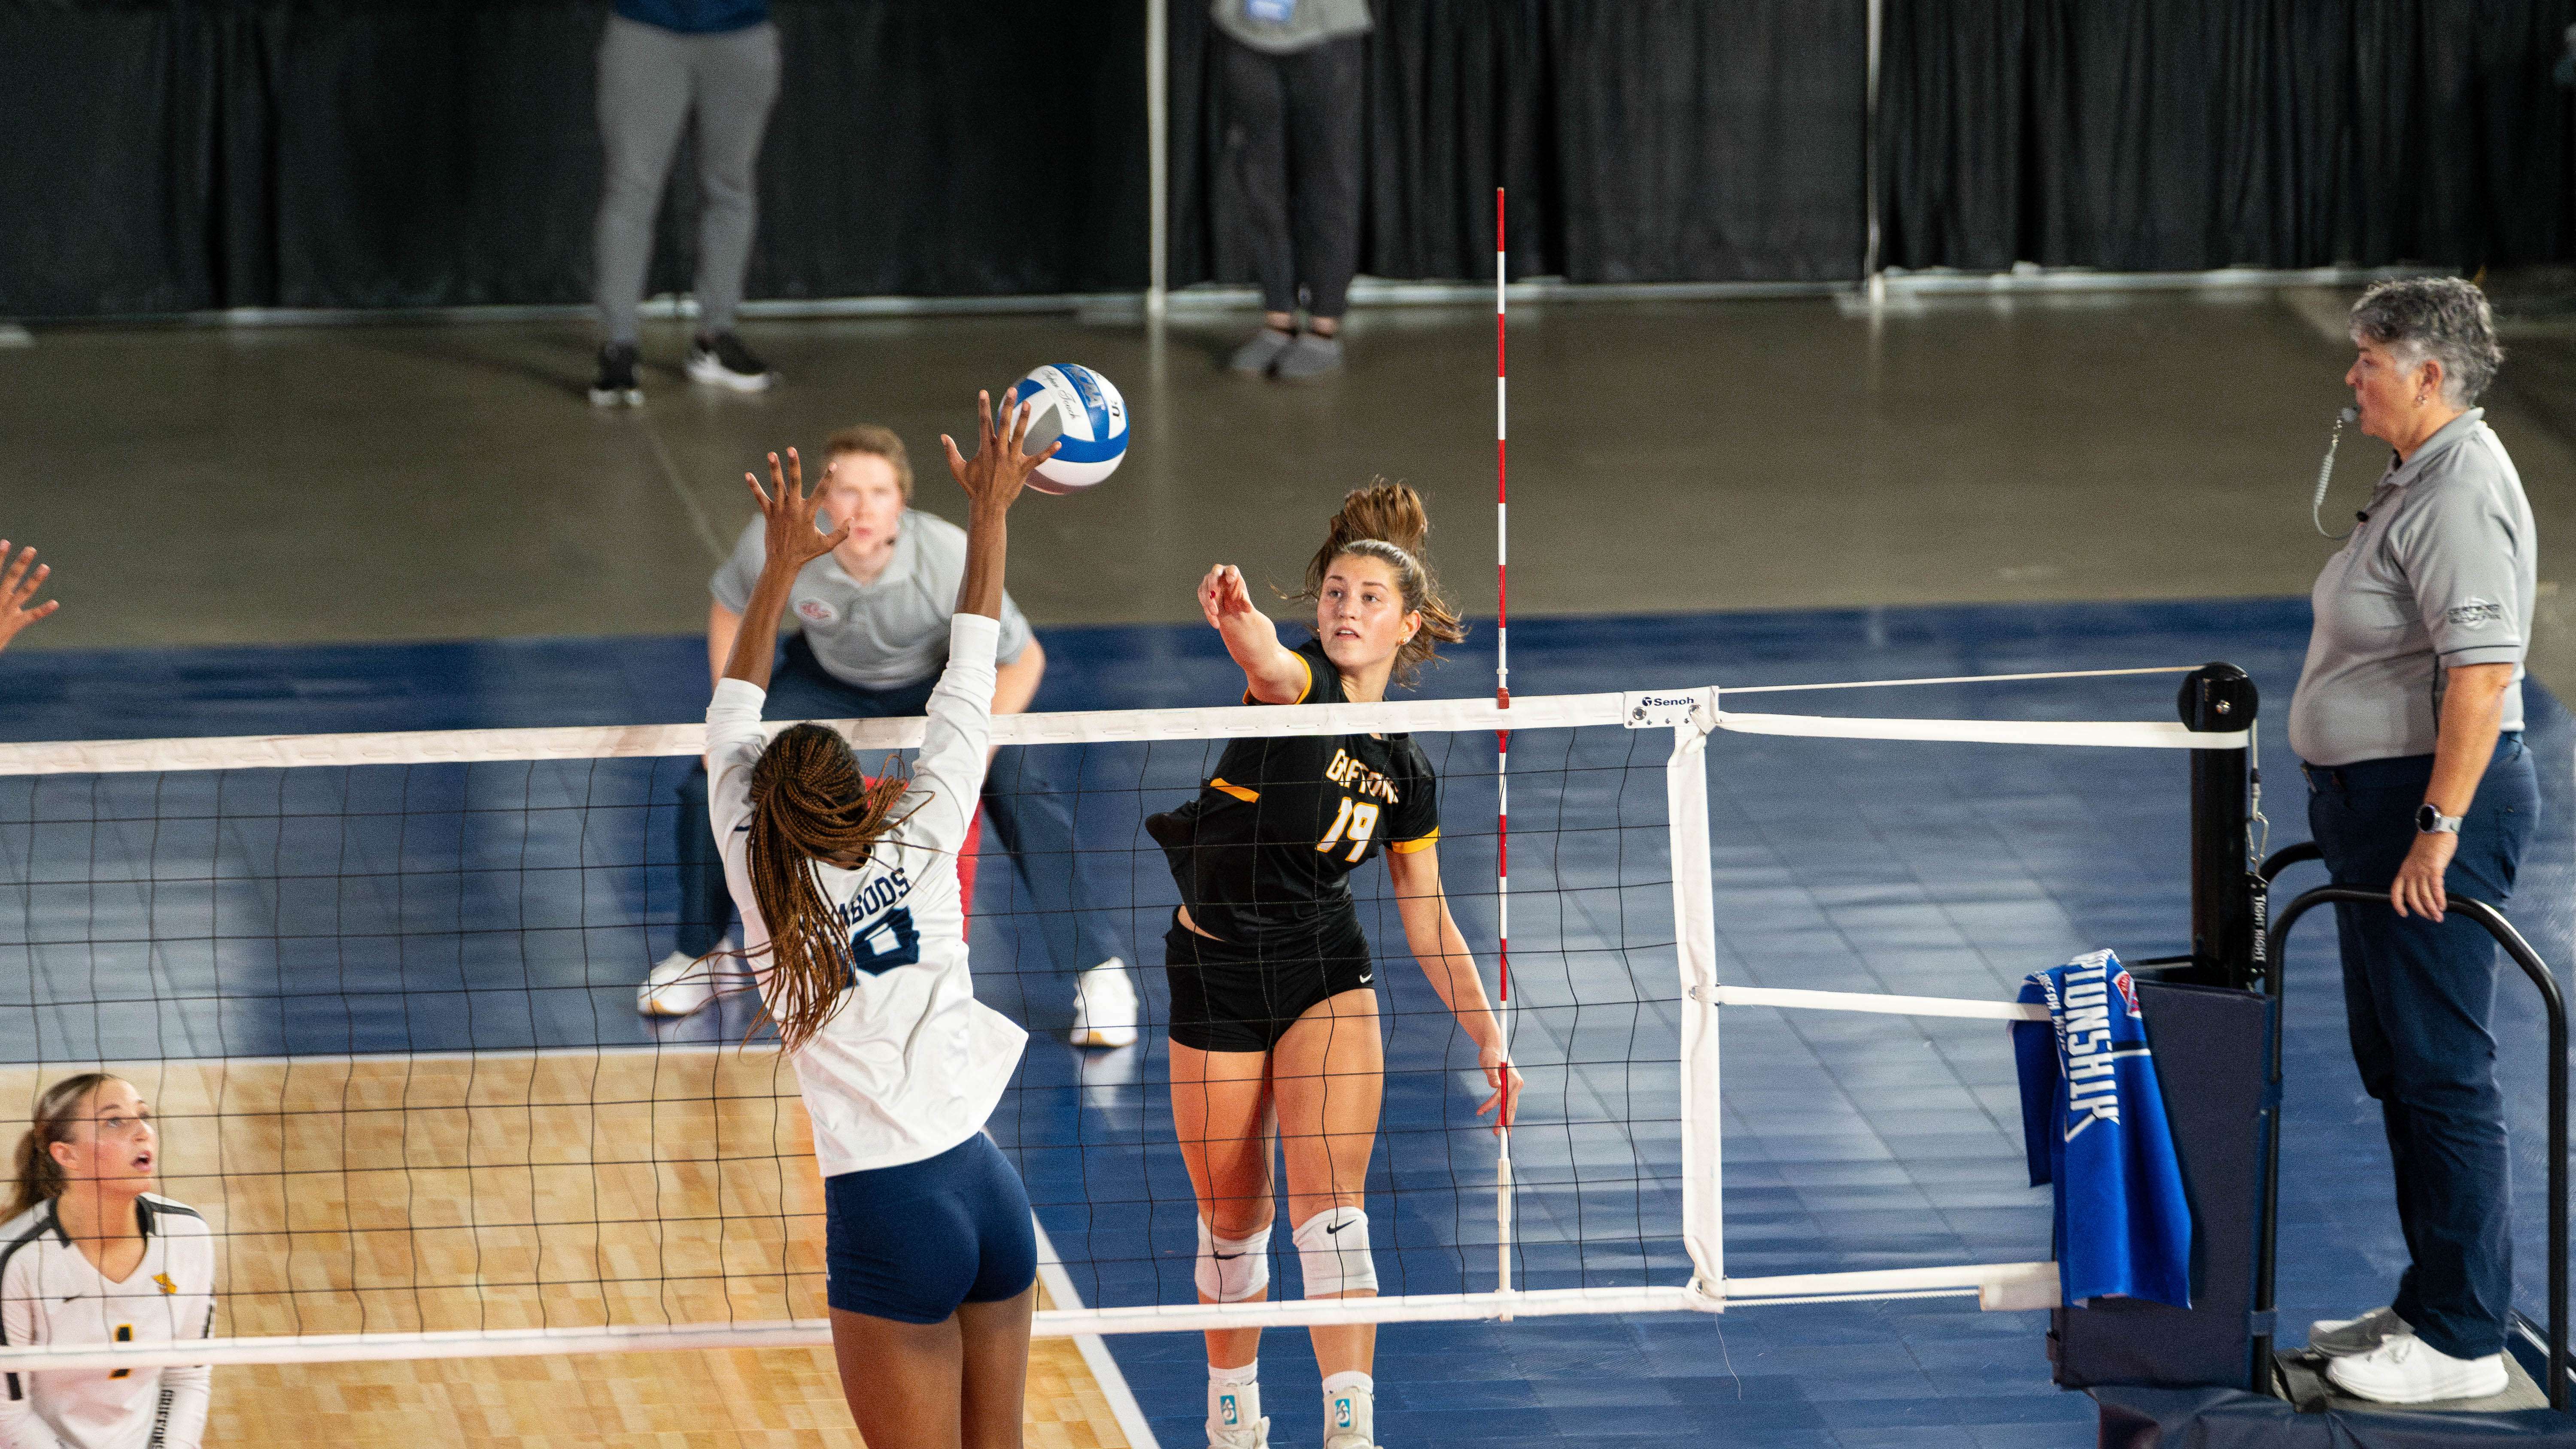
1070, 958, 1139, 1048
2325, 1332, 2509, 1403
636, 944, 751, 1017
1322, 1384, 1376, 1449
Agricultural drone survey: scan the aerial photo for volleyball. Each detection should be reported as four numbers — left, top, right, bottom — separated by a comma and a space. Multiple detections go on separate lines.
1004, 363, 1127, 494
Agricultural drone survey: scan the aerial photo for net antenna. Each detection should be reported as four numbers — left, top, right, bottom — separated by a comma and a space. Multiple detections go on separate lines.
1493, 185, 1516, 1315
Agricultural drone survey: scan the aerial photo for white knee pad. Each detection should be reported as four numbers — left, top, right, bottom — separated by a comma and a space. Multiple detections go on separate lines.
1293, 1206, 1377, 1297
1194, 1218, 1272, 1303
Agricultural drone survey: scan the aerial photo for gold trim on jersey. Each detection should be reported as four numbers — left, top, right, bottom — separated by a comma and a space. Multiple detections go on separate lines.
1387, 828, 1440, 854
1209, 778, 1260, 803
1240, 649, 1316, 706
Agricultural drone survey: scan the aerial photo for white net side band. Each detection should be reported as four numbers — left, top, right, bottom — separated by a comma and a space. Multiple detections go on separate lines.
0, 674, 2230, 1370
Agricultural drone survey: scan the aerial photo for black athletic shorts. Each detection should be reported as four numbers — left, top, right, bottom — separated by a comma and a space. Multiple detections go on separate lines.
1163, 909, 1376, 1053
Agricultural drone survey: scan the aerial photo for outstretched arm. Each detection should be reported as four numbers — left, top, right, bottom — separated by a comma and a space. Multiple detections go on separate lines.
1386, 842, 1524, 1132
1199, 564, 1309, 703
0, 542, 58, 653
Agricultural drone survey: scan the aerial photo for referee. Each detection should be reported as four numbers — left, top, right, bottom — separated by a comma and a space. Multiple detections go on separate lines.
2291, 278, 2539, 1405
642, 424, 1140, 1044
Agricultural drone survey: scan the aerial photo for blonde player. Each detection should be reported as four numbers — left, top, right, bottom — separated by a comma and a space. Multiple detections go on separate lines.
0, 1074, 215, 1449
706, 395, 1051, 1447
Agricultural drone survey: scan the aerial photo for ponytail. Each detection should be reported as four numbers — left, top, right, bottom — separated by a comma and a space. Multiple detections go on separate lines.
7, 1073, 115, 1221
739, 725, 917, 1052
1297, 481, 1466, 688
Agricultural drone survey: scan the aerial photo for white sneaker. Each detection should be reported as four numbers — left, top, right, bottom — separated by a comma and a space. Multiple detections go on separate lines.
636, 945, 752, 1017
2309, 1305, 2407, 1358
2325, 1332, 2509, 1404
1070, 959, 1139, 1048
1322, 1384, 1376, 1449
1206, 1379, 1267, 1449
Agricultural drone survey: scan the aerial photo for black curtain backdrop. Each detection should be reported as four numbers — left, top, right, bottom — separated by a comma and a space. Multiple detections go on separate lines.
1880, 0, 2576, 272
0, 0, 1151, 317
8, 1, 2576, 318
1166, 0, 1868, 288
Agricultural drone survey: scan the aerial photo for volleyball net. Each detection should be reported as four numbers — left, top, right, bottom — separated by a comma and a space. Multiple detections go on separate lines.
0, 673, 2249, 1370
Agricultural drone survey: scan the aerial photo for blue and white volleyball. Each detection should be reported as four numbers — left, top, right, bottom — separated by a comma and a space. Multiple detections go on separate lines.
1004, 364, 1127, 494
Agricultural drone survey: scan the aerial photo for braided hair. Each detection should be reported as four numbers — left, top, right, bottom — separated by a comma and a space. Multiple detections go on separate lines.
7, 1073, 118, 1221
736, 723, 915, 1052
1296, 481, 1467, 688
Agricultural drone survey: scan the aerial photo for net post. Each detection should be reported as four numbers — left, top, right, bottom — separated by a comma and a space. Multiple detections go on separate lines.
2177, 663, 2259, 989
1493, 183, 1516, 1316
1666, 692, 1724, 1297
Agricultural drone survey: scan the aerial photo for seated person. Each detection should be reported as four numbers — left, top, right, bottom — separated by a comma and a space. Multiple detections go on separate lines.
642, 424, 1140, 1045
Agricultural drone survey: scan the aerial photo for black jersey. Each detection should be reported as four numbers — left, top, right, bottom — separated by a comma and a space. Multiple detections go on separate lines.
1148, 639, 1441, 948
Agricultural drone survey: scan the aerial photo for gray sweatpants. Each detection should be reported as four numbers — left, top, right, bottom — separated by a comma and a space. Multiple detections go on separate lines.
593, 15, 781, 345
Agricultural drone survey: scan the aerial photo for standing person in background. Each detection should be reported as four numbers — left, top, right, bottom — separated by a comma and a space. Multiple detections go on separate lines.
2291, 277, 2540, 1404
0, 1073, 216, 1449
1216, 0, 1372, 382
587, 0, 781, 406
0, 542, 57, 652
642, 425, 1142, 1049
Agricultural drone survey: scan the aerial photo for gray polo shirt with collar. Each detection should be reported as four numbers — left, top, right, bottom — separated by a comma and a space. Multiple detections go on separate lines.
2288, 408, 2535, 767
709, 509, 1033, 691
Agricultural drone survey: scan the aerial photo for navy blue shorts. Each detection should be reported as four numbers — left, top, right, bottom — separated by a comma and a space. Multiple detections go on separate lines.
825, 1133, 1037, 1324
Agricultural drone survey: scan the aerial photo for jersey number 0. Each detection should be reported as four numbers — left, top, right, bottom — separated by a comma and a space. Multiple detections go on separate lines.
1315, 798, 1379, 864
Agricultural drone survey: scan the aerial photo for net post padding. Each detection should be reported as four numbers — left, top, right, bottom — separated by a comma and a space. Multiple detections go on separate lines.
1665, 693, 1724, 1295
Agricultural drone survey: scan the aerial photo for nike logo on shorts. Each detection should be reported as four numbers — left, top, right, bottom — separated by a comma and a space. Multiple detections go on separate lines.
1358, 973, 1373, 984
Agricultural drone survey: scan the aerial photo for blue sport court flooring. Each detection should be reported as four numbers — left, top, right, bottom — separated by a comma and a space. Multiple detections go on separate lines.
3, 597, 2569, 1448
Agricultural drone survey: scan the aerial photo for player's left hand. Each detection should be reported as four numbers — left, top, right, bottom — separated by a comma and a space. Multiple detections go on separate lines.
2392, 828, 2457, 921
745, 449, 846, 575
1478, 1045, 1525, 1134
941, 390, 1059, 514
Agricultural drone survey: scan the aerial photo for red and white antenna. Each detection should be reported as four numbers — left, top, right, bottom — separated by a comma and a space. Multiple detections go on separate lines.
1494, 186, 1515, 1309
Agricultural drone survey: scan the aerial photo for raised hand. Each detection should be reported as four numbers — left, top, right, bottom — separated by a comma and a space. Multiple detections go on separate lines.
1199, 564, 1259, 631
940, 390, 1059, 515
744, 449, 845, 576
0, 542, 59, 653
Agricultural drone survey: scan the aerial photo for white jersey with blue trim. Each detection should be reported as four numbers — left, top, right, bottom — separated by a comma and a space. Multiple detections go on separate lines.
0, 1196, 216, 1449
708, 613, 1028, 1177
2009, 949, 2193, 1309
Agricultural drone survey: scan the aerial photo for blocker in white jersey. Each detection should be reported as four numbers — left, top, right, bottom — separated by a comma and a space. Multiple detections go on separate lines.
0, 1196, 214, 1449
708, 612, 1027, 1177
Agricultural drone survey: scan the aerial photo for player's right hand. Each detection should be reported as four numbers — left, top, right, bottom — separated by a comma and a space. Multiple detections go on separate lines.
745, 449, 846, 576
1200, 564, 1255, 630
0, 541, 61, 653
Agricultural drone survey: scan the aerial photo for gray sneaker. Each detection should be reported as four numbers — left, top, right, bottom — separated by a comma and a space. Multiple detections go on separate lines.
2309, 1305, 2407, 1358
1272, 332, 1345, 380
1228, 327, 1297, 375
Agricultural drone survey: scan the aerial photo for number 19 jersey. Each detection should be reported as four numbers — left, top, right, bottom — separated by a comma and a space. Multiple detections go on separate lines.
1149, 639, 1441, 949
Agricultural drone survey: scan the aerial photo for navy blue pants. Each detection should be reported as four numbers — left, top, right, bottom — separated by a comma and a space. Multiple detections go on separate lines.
673, 634, 1135, 976
2305, 734, 2537, 1359
826, 1133, 1036, 1322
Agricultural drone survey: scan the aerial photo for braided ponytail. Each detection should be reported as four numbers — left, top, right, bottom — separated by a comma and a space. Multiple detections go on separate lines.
1297, 481, 1466, 688
7, 1073, 115, 1221
737, 724, 915, 1052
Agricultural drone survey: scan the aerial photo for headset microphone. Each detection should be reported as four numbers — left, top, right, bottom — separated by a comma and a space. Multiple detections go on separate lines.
2311, 405, 2361, 539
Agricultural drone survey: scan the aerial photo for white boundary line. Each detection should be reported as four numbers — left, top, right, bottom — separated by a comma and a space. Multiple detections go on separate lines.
1030, 1214, 1161, 1449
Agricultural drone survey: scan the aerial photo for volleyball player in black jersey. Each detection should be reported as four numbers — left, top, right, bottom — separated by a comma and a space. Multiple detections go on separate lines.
1148, 484, 1522, 1449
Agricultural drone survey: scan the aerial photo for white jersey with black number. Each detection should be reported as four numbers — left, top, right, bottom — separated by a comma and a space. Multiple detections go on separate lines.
708, 612, 1028, 1177
0, 1197, 215, 1449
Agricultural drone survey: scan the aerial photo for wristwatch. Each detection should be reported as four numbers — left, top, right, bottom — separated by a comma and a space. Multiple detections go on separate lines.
2416, 803, 2464, 836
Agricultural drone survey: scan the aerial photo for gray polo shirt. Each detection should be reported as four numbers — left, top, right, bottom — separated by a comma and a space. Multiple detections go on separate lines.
709, 510, 1032, 690
1211, 0, 1371, 54
2288, 409, 2534, 767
